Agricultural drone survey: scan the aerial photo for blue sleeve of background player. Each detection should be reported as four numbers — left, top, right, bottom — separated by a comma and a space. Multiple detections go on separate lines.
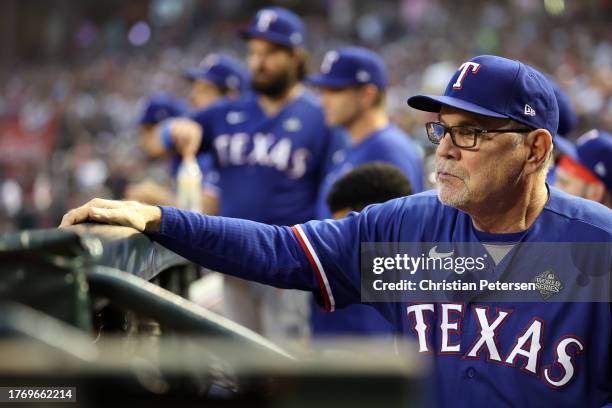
150, 199, 405, 312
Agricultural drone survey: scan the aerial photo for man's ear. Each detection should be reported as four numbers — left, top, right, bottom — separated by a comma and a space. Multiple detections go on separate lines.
524, 129, 553, 174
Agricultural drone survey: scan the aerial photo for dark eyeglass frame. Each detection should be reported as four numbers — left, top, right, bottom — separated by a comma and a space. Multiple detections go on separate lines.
425, 121, 534, 148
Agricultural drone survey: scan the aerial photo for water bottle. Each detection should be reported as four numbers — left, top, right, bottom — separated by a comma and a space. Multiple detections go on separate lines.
176, 156, 203, 212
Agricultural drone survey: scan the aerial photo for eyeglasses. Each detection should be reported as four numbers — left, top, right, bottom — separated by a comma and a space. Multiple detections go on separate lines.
425, 121, 533, 148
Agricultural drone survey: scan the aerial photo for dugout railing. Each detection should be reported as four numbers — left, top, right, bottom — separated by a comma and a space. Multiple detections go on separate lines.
0, 224, 424, 406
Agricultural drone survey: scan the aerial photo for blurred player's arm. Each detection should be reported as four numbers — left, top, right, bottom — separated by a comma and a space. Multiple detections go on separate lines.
143, 118, 204, 159
139, 124, 171, 158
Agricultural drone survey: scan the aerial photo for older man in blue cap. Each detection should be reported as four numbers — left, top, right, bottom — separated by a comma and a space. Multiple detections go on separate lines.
63, 54, 612, 406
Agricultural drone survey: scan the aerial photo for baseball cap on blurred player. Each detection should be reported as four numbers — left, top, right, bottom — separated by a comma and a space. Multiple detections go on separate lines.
239, 7, 305, 48
574, 129, 612, 190
407, 55, 559, 136
550, 80, 577, 137
185, 54, 251, 94
305, 47, 387, 89
138, 94, 187, 125
554, 136, 578, 161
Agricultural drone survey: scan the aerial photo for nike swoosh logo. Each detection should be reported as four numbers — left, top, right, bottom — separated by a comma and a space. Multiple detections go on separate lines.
429, 245, 454, 259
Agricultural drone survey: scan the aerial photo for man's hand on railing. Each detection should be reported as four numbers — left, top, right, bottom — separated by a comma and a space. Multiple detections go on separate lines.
59, 199, 162, 233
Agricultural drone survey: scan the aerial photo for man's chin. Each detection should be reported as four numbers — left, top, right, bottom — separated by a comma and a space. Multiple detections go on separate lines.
437, 186, 468, 208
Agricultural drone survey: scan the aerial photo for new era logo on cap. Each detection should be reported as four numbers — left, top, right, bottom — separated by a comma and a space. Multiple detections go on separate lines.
594, 162, 606, 177
356, 70, 371, 82
524, 104, 536, 116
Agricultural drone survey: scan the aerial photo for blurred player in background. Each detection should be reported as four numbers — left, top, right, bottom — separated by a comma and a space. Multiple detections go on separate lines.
62, 55, 612, 407
125, 94, 188, 206
308, 46, 424, 220
151, 7, 337, 340
305, 46, 424, 337
554, 129, 612, 208
185, 54, 251, 110
546, 80, 578, 185
129, 53, 251, 214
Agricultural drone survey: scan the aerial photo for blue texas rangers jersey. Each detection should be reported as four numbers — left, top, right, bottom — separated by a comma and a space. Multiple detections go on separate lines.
190, 91, 331, 225
315, 124, 424, 220
311, 124, 424, 337
151, 186, 612, 407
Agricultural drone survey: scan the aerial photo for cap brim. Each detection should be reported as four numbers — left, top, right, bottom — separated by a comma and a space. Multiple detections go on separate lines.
238, 28, 297, 48
407, 94, 508, 119
305, 75, 358, 88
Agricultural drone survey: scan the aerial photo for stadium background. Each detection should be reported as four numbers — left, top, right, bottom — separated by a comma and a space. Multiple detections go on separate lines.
0, 0, 610, 233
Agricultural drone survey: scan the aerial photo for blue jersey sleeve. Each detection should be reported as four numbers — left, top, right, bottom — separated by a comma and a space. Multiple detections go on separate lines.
150, 199, 409, 313
151, 206, 319, 292
295, 198, 410, 311
149, 203, 385, 311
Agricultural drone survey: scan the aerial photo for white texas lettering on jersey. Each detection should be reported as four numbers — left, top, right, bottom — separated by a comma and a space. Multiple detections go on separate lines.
543, 337, 585, 388
466, 307, 510, 361
214, 133, 310, 179
504, 317, 544, 374
406, 303, 584, 389
452, 62, 481, 89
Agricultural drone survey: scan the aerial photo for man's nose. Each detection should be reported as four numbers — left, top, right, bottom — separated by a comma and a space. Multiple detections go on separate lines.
435, 131, 461, 160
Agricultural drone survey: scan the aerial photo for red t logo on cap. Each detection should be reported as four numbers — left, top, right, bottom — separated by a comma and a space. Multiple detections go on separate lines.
452, 62, 481, 90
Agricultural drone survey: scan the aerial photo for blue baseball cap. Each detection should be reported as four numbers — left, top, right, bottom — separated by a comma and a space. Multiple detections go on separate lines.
138, 94, 187, 125
305, 47, 387, 89
554, 135, 578, 160
407, 55, 559, 135
575, 129, 612, 190
239, 7, 305, 48
550, 80, 577, 137
185, 54, 251, 93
